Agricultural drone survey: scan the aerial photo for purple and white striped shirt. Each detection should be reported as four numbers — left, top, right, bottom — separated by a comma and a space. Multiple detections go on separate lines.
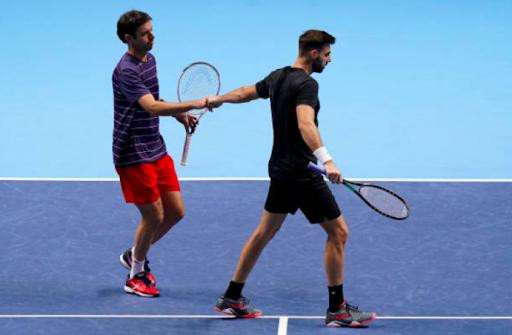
112, 52, 167, 166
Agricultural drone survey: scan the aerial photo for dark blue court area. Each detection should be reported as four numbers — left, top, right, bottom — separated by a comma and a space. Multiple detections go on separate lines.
1, 180, 511, 334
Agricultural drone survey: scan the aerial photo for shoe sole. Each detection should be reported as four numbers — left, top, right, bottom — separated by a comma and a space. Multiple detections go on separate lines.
326, 313, 377, 328
124, 285, 160, 298
120, 253, 131, 270
214, 307, 262, 318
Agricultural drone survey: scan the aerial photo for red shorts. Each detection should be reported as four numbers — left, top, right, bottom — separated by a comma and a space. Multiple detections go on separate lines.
115, 154, 180, 205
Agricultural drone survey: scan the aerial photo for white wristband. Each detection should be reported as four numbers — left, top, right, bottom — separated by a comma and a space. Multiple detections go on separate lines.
313, 146, 333, 164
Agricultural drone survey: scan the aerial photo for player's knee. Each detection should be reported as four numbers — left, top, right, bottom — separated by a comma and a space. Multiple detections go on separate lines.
162, 206, 185, 227
337, 225, 349, 244
265, 221, 283, 237
144, 206, 165, 227
254, 223, 280, 242
175, 207, 185, 221
172, 207, 185, 223
329, 230, 348, 247
327, 220, 349, 245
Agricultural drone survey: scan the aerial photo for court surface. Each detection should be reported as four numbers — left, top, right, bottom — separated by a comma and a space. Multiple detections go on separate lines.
0, 180, 511, 334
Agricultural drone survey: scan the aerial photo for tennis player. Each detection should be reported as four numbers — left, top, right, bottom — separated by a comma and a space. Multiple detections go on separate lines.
208, 30, 376, 327
112, 10, 208, 297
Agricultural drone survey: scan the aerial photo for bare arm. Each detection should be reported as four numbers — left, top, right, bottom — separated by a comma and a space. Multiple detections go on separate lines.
209, 85, 260, 106
297, 104, 342, 183
297, 104, 325, 151
138, 93, 206, 116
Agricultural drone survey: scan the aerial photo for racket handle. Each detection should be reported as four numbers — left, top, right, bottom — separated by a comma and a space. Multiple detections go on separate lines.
180, 133, 192, 166
307, 162, 326, 175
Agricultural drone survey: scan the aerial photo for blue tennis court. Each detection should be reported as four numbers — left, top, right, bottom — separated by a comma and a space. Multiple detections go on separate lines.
1, 179, 510, 334
1, 1, 511, 334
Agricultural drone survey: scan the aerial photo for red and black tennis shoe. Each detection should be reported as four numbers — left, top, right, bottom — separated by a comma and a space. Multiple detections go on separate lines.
124, 272, 160, 297
120, 248, 156, 287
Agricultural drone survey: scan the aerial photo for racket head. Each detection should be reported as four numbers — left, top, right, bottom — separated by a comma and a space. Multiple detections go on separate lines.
306, 162, 410, 220
344, 180, 410, 220
177, 61, 221, 117
177, 62, 220, 166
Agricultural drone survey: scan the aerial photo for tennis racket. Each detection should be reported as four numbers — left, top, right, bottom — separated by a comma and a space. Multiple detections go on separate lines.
177, 62, 221, 166
307, 162, 410, 220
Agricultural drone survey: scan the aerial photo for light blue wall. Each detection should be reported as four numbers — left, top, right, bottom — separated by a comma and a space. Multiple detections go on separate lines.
1, 1, 510, 178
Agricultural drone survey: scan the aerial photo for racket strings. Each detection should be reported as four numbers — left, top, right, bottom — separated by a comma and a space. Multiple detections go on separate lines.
177, 62, 220, 166
359, 186, 408, 219
178, 65, 220, 102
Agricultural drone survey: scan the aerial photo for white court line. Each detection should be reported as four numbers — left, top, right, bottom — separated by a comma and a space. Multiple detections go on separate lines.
1, 177, 512, 182
277, 317, 288, 335
0, 314, 510, 320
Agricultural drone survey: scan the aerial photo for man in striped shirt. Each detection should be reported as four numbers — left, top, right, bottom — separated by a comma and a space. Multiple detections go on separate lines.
113, 10, 209, 297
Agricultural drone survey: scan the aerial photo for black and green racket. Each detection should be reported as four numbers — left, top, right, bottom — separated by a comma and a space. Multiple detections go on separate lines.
307, 162, 410, 220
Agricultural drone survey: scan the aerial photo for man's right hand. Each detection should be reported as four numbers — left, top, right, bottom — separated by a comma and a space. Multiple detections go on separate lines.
193, 97, 208, 110
324, 161, 342, 184
206, 96, 223, 109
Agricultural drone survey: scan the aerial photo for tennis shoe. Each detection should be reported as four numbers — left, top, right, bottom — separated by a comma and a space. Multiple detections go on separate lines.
215, 295, 262, 318
325, 301, 376, 327
120, 248, 156, 287
124, 272, 160, 297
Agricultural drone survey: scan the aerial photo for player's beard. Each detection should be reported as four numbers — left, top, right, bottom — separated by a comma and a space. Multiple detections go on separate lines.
311, 56, 324, 73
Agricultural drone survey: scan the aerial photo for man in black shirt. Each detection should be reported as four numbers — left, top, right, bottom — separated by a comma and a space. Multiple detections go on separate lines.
208, 30, 376, 327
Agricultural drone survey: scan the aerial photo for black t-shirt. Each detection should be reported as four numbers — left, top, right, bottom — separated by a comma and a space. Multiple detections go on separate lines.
256, 66, 320, 181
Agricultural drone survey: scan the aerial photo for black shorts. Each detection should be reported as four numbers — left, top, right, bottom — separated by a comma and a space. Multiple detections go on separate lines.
264, 176, 341, 224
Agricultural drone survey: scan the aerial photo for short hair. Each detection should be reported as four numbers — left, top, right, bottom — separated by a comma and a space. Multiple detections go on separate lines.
116, 10, 152, 43
299, 30, 336, 55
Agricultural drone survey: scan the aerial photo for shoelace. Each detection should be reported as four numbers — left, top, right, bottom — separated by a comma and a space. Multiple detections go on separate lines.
134, 273, 153, 286
239, 296, 251, 305
345, 303, 359, 311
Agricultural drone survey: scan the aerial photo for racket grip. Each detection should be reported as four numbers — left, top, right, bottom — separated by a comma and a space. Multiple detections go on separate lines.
307, 162, 327, 175
180, 134, 192, 166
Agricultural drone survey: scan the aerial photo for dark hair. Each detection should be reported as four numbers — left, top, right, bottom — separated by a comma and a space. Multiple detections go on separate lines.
116, 10, 152, 43
299, 30, 336, 55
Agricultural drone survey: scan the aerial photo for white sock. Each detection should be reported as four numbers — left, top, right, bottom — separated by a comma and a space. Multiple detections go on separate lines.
130, 257, 145, 279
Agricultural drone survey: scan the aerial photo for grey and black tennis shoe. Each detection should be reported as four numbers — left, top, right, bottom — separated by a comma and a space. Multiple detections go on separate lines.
325, 301, 376, 327
215, 295, 262, 318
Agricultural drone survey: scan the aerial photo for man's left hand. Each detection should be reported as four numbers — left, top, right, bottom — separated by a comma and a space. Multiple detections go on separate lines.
176, 113, 199, 133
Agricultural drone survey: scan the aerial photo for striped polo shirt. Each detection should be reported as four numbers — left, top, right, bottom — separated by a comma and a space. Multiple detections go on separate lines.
112, 52, 167, 166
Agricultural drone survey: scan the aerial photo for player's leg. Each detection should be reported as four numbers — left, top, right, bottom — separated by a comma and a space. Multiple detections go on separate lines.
232, 210, 287, 283
319, 215, 348, 307
123, 199, 163, 297
133, 199, 164, 265
215, 210, 286, 318
320, 218, 376, 327
299, 177, 376, 327
319, 215, 348, 286
151, 154, 183, 244
122, 191, 182, 290
116, 160, 163, 297
152, 190, 184, 244
120, 154, 182, 288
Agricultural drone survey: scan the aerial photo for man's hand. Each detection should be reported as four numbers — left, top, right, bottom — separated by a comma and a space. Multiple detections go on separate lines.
175, 113, 199, 133
206, 96, 223, 109
192, 97, 208, 110
324, 161, 343, 184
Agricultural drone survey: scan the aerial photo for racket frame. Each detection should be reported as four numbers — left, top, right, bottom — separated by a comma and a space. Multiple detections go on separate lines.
176, 61, 221, 166
343, 179, 410, 220
307, 162, 410, 220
